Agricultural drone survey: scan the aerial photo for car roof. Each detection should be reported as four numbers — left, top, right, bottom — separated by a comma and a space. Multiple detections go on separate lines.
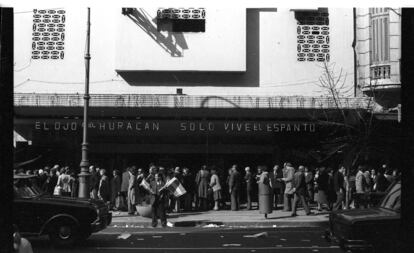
13, 173, 37, 179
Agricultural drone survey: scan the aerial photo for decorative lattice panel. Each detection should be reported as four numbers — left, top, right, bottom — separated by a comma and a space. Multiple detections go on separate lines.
296, 11, 329, 62
31, 9, 65, 60
157, 8, 206, 19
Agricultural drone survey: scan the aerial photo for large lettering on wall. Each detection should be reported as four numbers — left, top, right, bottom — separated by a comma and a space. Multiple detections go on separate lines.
32, 119, 316, 134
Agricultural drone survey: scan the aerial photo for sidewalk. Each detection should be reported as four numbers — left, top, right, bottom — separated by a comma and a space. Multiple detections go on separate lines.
110, 206, 330, 228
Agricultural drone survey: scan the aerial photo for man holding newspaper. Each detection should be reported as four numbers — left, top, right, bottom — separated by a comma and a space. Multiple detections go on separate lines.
140, 173, 187, 227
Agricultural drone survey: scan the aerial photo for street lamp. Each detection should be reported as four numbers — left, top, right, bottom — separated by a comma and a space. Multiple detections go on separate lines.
78, 7, 91, 198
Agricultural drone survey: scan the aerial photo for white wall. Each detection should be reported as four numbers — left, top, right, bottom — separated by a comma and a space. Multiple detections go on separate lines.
115, 8, 246, 71
14, 6, 354, 97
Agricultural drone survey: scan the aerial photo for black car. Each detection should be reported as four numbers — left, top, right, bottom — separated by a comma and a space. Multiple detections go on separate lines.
13, 173, 112, 246
325, 180, 407, 252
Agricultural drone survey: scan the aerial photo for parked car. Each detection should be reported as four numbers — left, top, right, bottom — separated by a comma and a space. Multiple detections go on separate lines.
325, 180, 407, 252
13, 173, 112, 247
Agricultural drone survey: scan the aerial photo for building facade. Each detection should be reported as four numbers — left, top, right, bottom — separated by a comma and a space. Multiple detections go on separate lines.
355, 7, 401, 109
14, 5, 369, 170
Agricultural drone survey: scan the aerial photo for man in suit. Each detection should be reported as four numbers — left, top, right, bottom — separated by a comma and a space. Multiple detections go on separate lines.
229, 165, 241, 211
291, 165, 311, 216
149, 173, 168, 227
282, 162, 295, 212
270, 165, 283, 210
244, 167, 253, 210
127, 166, 138, 215
120, 167, 131, 211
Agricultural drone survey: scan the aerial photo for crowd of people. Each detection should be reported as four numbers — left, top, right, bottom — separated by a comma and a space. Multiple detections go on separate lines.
14, 162, 401, 218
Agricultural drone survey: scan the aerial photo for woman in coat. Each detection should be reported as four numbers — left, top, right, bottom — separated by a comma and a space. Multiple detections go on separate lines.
195, 165, 210, 211
209, 167, 222, 210
258, 166, 273, 218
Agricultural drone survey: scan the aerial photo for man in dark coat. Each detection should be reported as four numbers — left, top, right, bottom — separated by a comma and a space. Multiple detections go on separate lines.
229, 165, 241, 211
111, 170, 122, 210
182, 167, 194, 211
244, 167, 253, 210
149, 173, 168, 227
89, 165, 99, 199
291, 165, 311, 216
332, 166, 346, 210
375, 166, 390, 192
46, 167, 58, 195
98, 169, 110, 203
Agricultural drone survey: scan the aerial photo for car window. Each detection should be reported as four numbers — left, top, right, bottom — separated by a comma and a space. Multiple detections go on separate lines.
380, 182, 401, 211
14, 179, 43, 198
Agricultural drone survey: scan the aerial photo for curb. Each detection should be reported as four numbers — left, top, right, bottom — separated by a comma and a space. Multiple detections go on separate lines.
109, 220, 328, 228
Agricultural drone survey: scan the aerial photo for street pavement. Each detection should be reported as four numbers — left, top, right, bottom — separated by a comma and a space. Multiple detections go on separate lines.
110, 205, 330, 228
30, 227, 341, 253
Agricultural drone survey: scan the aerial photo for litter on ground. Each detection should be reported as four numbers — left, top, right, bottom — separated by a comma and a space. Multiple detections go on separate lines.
243, 232, 268, 238
117, 233, 131, 240
222, 244, 241, 247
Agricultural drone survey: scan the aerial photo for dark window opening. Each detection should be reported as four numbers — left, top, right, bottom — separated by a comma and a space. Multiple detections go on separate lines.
156, 8, 205, 33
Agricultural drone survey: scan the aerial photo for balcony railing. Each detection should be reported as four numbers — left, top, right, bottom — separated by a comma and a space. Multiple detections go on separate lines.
370, 64, 391, 80
14, 93, 374, 110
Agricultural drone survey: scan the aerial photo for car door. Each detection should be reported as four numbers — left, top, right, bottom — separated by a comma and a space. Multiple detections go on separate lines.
13, 198, 40, 234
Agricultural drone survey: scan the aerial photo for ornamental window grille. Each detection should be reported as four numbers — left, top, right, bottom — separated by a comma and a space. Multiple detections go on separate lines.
156, 8, 205, 32
369, 8, 390, 64
295, 9, 329, 62
31, 9, 65, 60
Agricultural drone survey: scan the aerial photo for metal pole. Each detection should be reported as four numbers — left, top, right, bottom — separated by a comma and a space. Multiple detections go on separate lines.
78, 7, 91, 198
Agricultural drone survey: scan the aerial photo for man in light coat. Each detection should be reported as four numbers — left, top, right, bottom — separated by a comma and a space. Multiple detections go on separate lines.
355, 165, 367, 208
282, 162, 295, 212
127, 166, 138, 215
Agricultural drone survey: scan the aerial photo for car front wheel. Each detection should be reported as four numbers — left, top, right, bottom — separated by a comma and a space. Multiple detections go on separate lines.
48, 219, 79, 247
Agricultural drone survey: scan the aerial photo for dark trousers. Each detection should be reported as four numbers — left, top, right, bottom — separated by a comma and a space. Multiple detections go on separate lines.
183, 193, 193, 211
283, 193, 293, 211
246, 188, 252, 210
354, 193, 368, 208
198, 198, 208, 211
292, 192, 310, 215
333, 191, 344, 210
273, 188, 281, 209
231, 189, 240, 210
151, 203, 167, 227
306, 187, 314, 204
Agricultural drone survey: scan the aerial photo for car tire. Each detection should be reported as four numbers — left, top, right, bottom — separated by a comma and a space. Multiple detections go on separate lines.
48, 219, 79, 247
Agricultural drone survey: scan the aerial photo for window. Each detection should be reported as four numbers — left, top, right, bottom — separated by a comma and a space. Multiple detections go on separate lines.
380, 182, 401, 211
370, 8, 390, 64
295, 9, 330, 62
31, 9, 66, 60
157, 8, 205, 33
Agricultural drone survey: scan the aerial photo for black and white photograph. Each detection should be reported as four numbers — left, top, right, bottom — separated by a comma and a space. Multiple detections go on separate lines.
1, 0, 414, 252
